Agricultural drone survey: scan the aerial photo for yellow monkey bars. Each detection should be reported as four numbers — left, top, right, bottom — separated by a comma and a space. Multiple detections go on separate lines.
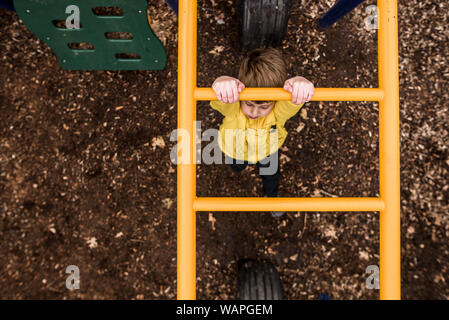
177, 0, 400, 299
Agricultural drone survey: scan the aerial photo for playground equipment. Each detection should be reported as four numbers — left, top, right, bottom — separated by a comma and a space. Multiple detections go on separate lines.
6, 0, 400, 300
237, 259, 284, 300
165, 0, 178, 15
12, 0, 167, 70
318, 0, 366, 29
178, 0, 400, 300
236, 0, 368, 50
237, 0, 292, 51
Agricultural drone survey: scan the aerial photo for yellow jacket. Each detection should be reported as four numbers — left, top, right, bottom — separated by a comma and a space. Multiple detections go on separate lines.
210, 100, 305, 163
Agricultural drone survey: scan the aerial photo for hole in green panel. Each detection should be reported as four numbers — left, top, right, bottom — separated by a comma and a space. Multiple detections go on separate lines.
115, 53, 141, 60
105, 32, 134, 40
52, 20, 83, 29
92, 7, 124, 16
68, 42, 95, 50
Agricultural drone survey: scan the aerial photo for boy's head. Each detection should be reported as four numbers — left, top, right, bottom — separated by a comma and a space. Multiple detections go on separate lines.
238, 47, 287, 120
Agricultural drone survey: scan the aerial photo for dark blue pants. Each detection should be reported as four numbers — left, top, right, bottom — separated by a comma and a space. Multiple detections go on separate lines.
225, 151, 280, 197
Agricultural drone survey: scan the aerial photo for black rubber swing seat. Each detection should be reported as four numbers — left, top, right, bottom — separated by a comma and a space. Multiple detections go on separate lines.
237, 0, 292, 51
237, 259, 284, 300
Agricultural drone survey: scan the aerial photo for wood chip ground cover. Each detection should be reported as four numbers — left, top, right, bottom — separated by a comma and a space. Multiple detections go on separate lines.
0, 0, 448, 299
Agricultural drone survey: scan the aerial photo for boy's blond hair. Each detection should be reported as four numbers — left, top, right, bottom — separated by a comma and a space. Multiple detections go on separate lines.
238, 47, 288, 105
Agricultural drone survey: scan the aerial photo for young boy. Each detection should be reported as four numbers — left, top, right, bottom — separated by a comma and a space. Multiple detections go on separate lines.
210, 48, 314, 214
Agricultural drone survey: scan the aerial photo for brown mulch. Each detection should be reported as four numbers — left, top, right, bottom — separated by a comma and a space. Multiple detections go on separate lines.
0, 0, 448, 300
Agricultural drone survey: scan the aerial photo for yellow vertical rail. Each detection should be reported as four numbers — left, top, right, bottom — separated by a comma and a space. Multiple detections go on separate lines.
378, 0, 401, 299
177, 0, 197, 299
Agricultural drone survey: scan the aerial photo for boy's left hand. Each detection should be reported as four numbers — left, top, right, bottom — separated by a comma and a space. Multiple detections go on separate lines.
283, 76, 315, 105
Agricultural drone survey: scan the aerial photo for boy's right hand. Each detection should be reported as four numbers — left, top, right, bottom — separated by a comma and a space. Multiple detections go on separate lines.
212, 76, 245, 104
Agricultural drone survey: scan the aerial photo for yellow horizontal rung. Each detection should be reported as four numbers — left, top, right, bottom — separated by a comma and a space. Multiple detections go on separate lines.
194, 197, 385, 212
194, 88, 384, 101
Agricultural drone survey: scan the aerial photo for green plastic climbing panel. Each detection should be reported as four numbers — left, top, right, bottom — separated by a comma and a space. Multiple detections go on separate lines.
13, 0, 167, 70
